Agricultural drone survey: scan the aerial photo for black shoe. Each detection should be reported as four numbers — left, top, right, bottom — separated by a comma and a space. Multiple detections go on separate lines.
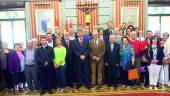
96, 85, 102, 89
48, 90, 53, 94
40, 91, 45, 95
91, 84, 95, 88
85, 85, 91, 89
144, 84, 149, 87
76, 84, 81, 89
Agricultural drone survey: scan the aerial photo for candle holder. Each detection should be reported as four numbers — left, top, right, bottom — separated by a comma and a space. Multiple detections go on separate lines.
77, 0, 98, 25
77, 0, 98, 14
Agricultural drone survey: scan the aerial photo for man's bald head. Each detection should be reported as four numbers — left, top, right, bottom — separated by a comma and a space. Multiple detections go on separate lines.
162, 32, 169, 41
27, 39, 33, 49
92, 30, 98, 39
109, 34, 116, 44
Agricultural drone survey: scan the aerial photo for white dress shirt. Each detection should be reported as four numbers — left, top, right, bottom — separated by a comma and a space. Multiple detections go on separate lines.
47, 40, 53, 47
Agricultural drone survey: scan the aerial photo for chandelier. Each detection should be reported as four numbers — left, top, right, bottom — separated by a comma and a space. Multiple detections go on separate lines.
77, 0, 99, 14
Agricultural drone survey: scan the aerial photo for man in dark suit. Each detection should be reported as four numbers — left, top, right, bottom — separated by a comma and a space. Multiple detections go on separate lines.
104, 34, 120, 90
68, 28, 77, 40
46, 32, 58, 89
35, 37, 54, 95
62, 32, 75, 87
83, 26, 92, 41
52, 26, 60, 43
46, 33, 55, 47
104, 21, 114, 38
72, 29, 90, 89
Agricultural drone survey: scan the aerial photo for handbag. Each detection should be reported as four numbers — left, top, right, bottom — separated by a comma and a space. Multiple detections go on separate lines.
128, 66, 139, 81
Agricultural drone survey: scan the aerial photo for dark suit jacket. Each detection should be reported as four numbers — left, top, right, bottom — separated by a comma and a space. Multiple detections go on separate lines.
104, 28, 113, 38
35, 45, 54, 68
52, 34, 57, 47
84, 34, 93, 41
62, 38, 74, 63
52, 34, 57, 41
89, 39, 105, 63
103, 35, 109, 43
144, 45, 164, 65
104, 42, 120, 67
72, 38, 90, 63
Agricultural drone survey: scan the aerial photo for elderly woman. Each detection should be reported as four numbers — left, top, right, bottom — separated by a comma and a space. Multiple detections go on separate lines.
144, 36, 164, 90
0, 42, 12, 91
8, 43, 25, 94
114, 27, 122, 45
119, 29, 125, 36
120, 36, 135, 87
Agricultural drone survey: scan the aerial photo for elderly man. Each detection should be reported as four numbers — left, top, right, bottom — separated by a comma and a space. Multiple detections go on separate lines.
104, 21, 114, 38
89, 30, 105, 88
24, 40, 38, 92
62, 32, 75, 87
104, 34, 120, 90
159, 32, 170, 86
32, 38, 38, 48
52, 26, 60, 41
68, 28, 76, 40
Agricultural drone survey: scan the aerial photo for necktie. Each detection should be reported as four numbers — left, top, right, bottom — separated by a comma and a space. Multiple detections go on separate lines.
95, 39, 97, 46
66, 40, 69, 48
43, 47, 46, 50
111, 44, 113, 52
79, 38, 83, 46
110, 29, 112, 34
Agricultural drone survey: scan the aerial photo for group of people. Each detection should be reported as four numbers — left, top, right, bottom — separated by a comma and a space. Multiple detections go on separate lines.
0, 21, 170, 95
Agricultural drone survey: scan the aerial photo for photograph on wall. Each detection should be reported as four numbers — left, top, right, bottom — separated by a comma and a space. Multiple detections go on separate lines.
35, 9, 54, 35
121, 7, 139, 27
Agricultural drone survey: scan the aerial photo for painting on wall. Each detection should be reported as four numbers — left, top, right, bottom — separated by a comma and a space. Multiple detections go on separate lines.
35, 10, 54, 35
121, 7, 139, 27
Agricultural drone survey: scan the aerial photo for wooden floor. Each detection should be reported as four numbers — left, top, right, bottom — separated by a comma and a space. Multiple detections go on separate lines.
0, 85, 170, 96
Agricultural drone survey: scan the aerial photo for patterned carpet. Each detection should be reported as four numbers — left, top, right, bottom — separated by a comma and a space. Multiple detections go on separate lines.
0, 85, 170, 96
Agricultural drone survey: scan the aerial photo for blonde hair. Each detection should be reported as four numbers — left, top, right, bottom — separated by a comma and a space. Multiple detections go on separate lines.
56, 38, 63, 46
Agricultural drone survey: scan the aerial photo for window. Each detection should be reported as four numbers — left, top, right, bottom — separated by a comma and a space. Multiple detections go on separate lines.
0, 11, 26, 49
148, 7, 170, 14
0, 11, 25, 19
148, 16, 160, 33
148, 7, 170, 35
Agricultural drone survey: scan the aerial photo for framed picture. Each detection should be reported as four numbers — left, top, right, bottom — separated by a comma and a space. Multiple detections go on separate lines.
121, 7, 139, 27
35, 9, 54, 35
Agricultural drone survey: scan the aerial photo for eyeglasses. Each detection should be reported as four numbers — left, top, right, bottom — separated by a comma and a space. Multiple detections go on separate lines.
152, 39, 158, 41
